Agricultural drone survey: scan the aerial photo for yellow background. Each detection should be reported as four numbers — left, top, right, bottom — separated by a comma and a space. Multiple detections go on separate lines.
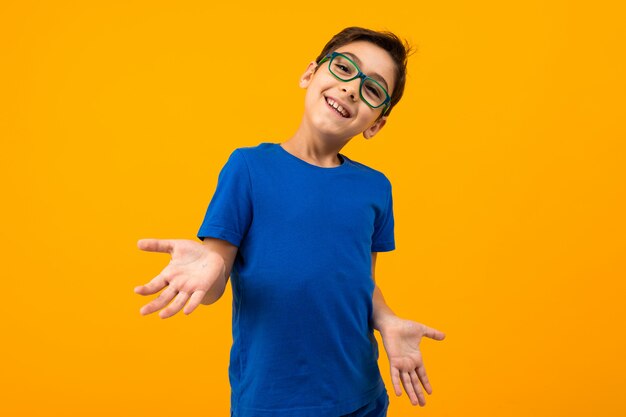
1, 1, 624, 416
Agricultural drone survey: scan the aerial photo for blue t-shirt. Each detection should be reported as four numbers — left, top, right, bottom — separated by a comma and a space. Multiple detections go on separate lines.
197, 142, 395, 417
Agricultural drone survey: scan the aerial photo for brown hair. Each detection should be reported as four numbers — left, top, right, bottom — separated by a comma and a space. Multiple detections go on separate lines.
314, 27, 414, 117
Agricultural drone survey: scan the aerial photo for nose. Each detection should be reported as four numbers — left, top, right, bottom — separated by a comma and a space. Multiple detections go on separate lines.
341, 79, 360, 102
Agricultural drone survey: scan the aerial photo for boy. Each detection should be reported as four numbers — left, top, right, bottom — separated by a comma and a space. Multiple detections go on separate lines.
134, 27, 445, 417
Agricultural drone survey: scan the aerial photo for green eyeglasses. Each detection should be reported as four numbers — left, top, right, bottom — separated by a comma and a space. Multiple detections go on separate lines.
318, 52, 391, 116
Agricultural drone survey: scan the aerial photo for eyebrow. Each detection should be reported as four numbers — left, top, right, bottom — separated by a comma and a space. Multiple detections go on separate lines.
337, 51, 390, 91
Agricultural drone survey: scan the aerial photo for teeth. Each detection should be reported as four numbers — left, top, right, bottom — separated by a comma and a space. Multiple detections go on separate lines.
326, 97, 349, 118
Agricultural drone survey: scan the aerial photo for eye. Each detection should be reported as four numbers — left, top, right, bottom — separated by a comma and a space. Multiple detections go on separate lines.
333, 63, 350, 74
365, 84, 382, 99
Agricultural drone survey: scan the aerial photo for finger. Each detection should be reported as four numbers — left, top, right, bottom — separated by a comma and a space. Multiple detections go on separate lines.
390, 367, 402, 397
160, 291, 190, 319
140, 285, 178, 315
401, 371, 419, 406
134, 272, 169, 295
417, 364, 432, 395
183, 291, 206, 315
137, 238, 174, 254
410, 370, 426, 406
422, 325, 446, 341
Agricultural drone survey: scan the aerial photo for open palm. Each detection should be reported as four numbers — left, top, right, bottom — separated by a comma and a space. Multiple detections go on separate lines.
134, 238, 226, 318
380, 317, 445, 406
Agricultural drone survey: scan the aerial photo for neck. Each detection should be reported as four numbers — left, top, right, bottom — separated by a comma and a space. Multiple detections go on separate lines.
281, 118, 352, 168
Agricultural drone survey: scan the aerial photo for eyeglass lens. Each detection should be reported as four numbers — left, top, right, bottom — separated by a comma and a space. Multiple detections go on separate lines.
329, 55, 387, 108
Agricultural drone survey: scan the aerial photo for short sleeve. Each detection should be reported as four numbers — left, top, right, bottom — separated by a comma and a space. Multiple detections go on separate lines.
371, 179, 396, 252
197, 149, 253, 247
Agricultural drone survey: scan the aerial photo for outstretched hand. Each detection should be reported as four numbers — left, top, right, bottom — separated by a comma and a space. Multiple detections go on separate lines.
134, 238, 226, 318
379, 316, 446, 407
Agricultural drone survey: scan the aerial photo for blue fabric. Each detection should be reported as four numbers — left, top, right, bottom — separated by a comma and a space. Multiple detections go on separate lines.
340, 389, 389, 417
197, 142, 395, 417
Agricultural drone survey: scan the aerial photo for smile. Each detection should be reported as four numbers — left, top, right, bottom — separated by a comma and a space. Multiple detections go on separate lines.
325, 97, 351, 118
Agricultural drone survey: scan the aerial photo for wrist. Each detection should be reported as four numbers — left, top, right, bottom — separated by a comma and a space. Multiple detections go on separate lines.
374, 312, 398, 333
199, 255, 227, 305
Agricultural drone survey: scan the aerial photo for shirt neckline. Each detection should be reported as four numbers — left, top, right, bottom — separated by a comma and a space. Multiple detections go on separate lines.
274, 143, 348, 170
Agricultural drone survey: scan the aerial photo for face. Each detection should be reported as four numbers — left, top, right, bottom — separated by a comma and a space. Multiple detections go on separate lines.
299, 41, 396, 141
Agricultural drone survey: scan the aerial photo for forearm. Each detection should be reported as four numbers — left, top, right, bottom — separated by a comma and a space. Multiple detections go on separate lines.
199, 272, 227, 305
199, 250, 228, 305
372, 285, 397, 332
199, 239, 237, 305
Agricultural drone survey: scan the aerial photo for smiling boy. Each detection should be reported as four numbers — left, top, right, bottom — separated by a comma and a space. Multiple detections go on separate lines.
134, 27, 445, 417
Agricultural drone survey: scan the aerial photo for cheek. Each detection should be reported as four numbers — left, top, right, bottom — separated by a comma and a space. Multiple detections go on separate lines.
303, 79, 330, 105
308, 72, 336, 91
303, 88, 321, 110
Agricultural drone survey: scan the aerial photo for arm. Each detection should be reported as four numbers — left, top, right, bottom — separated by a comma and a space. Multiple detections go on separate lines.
199, 237, 238, 305
134, 238, 238, 318
370, 252, 446, 407
371, 252, 397, 332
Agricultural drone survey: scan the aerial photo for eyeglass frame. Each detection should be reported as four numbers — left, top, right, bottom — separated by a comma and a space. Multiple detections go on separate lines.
317, 51, 392, 117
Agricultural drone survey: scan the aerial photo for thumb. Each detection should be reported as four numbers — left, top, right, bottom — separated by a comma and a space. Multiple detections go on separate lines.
137, 238, 174, 254
423, 325, 446, 341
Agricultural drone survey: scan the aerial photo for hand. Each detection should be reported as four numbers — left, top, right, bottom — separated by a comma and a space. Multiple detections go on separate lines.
134, 238, 226, 319
379, 316, 446, 406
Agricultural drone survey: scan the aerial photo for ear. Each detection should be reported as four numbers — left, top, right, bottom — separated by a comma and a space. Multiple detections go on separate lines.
299, 61, 318, 89
363, 116, 388, 140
